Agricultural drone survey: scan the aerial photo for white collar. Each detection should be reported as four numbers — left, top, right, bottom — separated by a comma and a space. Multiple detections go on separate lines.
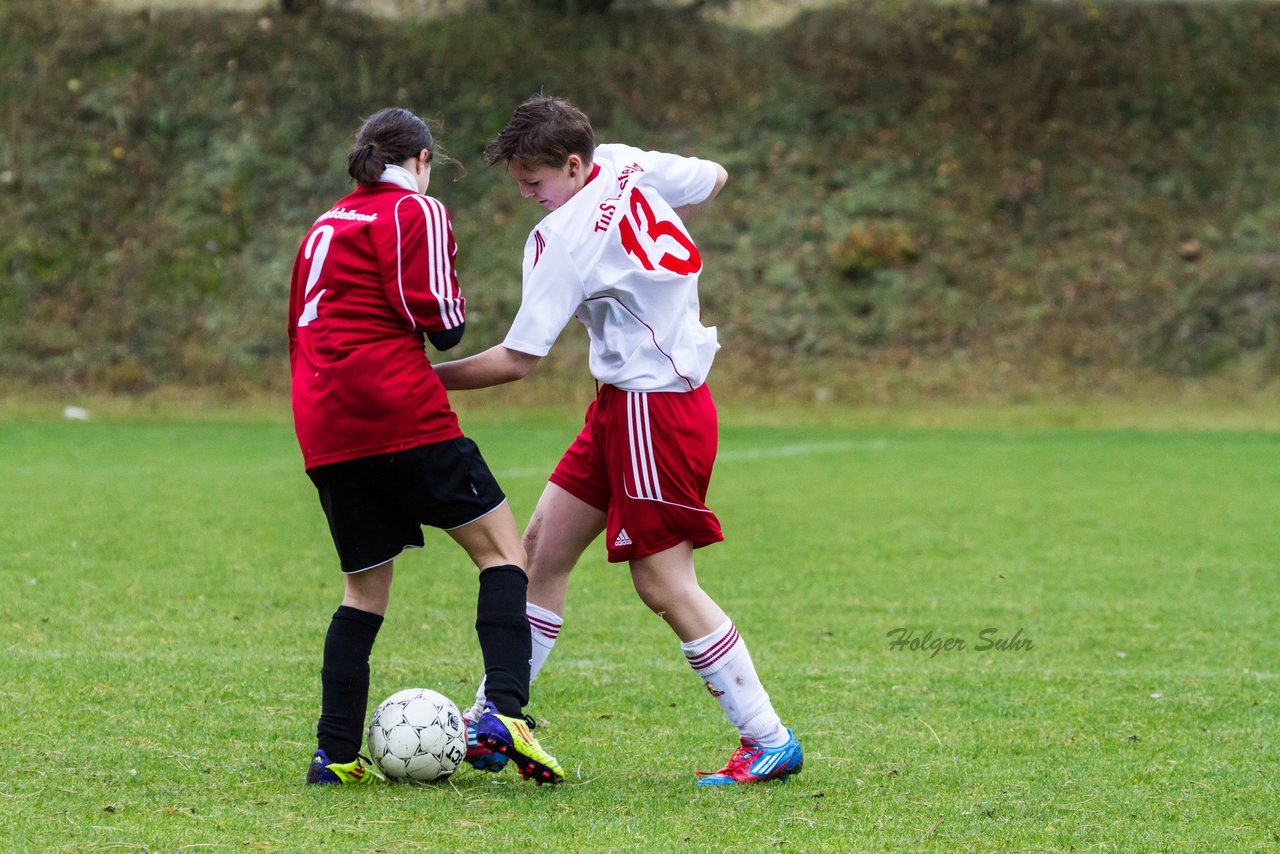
378, 163, 419, 193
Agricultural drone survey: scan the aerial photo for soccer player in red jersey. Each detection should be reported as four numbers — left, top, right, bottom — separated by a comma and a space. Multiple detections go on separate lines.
288, 107, 563, 786
434, 96, 802, 785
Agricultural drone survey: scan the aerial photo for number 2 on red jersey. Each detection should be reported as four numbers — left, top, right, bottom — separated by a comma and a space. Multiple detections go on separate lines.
297, 224, 334, 327
617, 187, 701, 276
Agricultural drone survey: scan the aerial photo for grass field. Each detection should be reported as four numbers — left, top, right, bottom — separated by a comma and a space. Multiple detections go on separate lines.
2, 402, 1277, 851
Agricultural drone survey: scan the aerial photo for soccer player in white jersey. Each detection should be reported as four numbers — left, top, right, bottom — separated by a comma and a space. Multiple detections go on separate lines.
433, 95, 802, 785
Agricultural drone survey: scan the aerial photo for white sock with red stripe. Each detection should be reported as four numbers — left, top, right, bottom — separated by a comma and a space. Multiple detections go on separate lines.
681, 618, 788, 748
466, 603, 563, 722
525, 602, 562, 682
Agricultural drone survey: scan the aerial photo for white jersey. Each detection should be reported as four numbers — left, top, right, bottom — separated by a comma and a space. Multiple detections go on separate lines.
503, 143, 721, 393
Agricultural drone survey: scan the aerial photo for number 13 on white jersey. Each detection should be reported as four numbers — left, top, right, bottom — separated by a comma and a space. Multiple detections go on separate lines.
617, 187, 702, 276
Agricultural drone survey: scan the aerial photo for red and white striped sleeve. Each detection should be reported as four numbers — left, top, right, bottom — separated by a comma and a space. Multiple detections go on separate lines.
385, 193, 465, 332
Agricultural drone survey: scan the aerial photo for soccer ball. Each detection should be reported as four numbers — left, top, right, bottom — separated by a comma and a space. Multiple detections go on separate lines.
367, 688, 467, 782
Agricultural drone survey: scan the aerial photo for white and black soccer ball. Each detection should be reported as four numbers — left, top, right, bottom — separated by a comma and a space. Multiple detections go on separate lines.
367, 688, 466, 782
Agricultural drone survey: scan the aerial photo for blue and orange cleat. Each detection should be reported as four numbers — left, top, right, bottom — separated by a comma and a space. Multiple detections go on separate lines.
305, 748, 385, 785
463, 712, 509, 773
695, 728, 803, 786
475, 703, 564, 785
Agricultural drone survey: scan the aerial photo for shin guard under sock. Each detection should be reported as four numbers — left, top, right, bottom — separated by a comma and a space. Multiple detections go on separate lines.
475, 565, 531, 717
681, 618, 787, 747
467, 602, 562, 721
317, 605, 384, 762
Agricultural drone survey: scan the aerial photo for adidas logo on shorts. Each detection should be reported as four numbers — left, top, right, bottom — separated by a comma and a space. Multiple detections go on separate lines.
613, 528, 632, 547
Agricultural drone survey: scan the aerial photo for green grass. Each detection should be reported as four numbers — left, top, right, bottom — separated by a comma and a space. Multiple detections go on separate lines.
2, 404, 1278, 851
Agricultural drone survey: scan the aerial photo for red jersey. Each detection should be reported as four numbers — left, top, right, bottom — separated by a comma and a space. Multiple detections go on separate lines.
288, 169, 465, 469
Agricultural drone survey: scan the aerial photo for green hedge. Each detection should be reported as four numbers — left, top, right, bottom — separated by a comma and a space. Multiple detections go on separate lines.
2, 1, 1278, 395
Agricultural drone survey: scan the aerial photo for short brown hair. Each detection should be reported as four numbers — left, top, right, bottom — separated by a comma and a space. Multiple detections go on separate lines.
483, 96, 595, 170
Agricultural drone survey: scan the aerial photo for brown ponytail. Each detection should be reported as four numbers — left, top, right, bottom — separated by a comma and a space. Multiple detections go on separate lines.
346, 108, 434, 187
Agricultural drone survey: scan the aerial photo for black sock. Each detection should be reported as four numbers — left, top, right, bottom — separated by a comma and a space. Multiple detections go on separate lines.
316, 605, 384, 763
475, 565, 531, 717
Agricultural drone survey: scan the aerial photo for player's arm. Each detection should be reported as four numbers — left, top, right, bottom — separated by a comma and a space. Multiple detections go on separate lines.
383, 195, 468, 345
434, 344, 541, 390
671, 162, 727, 222
438, 232, 578, 390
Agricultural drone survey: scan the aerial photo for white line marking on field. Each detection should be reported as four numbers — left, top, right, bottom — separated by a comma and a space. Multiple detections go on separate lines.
494, 439, 885, 479
719, 439, 887, 462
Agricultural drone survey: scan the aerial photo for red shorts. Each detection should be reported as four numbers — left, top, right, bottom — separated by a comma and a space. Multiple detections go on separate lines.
549, 384, 724, 563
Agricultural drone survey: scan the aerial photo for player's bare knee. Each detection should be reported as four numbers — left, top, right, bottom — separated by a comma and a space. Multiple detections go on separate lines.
523, 514, 541, 547
633, 578, 677, 616
522, 532, 542, 567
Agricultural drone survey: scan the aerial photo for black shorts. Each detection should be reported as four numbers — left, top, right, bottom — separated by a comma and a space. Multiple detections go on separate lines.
307, 437, 507, 574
